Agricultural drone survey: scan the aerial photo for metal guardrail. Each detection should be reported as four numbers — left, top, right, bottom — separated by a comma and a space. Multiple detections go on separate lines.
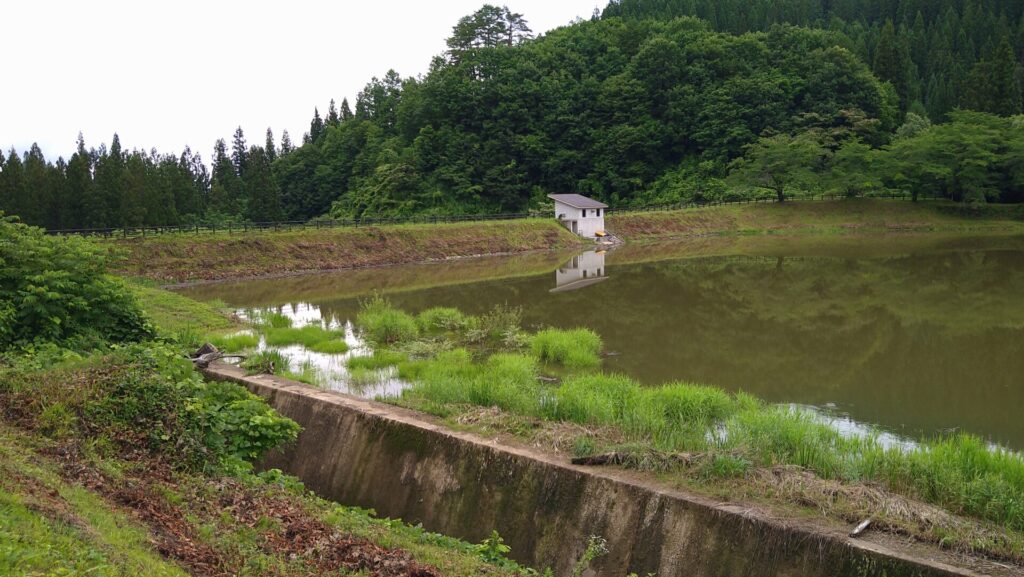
45, 192, 941, 237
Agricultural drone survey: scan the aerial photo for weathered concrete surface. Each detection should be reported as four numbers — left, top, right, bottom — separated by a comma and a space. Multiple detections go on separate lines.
205, 363, 1014, 577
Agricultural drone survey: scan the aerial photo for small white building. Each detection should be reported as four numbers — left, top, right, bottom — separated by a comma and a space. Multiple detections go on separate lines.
548, 194, 607, 238
551, 250, 608, 293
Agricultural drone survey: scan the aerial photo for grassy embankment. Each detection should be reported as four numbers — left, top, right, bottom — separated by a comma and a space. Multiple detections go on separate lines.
114, 199, 1024, 285
291, 297, 1024, 566
0, 291, 539, 577
115, 218, 581, 284
608, 198, 1024, 240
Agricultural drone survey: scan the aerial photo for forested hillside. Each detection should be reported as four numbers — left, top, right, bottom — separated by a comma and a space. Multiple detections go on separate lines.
2, 2, 1022, 229
603, 0, 1024, 119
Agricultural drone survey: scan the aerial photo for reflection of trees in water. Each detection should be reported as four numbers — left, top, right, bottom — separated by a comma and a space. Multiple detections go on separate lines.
238, 247, 1024, 448
585, 251, 1024, 447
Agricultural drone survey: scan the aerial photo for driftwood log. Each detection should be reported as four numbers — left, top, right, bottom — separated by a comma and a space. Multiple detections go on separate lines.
190, 343, 246, 369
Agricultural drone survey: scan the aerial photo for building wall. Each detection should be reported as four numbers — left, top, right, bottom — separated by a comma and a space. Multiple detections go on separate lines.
554, 201, 605, 238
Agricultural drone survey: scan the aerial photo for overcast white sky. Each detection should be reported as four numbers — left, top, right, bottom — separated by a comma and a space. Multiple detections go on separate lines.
2, 0, 605, 161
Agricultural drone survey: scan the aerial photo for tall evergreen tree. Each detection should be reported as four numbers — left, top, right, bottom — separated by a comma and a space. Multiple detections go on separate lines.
309, 108, 325, 142
340, 98, 354, 121
243, 146, 283, 222
210, 138, 238, 212
327, 99, 340, 126
66, 133, 96, 228
280, 130, 294, 155
874, 20, 910, 110
94, 134, 125, 227
0, 148, 25, 221
265, 128, 277, 162
231, 127, 248, 176
990, 35, 1022, 115
21, 144, 51, 226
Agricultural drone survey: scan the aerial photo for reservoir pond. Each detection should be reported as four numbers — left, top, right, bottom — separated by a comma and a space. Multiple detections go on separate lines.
177, 233, 1024, 450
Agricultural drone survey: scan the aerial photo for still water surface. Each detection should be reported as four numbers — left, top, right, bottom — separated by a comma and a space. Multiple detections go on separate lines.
178, 234, 1024, 449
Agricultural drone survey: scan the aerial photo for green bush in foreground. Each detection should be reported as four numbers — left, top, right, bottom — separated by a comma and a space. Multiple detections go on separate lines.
531, 328, 603, 368
1, 344, 300, 471
0, 215, 153, 351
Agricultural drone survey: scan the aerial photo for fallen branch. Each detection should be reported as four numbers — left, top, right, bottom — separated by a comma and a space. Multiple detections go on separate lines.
850, 517, 873, 538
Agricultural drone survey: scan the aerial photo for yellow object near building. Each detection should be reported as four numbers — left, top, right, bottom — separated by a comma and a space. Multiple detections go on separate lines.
595, 231, 607, 237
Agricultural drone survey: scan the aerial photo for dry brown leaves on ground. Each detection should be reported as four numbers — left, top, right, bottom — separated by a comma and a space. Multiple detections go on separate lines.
47, 443, 440, 577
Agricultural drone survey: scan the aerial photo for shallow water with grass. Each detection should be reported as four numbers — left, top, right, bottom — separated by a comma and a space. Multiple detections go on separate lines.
178, 233, 1024, 450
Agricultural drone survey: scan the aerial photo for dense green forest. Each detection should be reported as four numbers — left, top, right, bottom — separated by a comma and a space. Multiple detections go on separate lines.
604, 0, 1024, 119
2, 1, 1023, 229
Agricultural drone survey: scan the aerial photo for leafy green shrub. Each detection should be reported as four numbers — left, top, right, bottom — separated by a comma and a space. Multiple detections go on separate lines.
0, 216, 153, 351
194, 379, 302, 463
530, 328, 603, 368
1, 343, 300, 470
356, 296, 419, 344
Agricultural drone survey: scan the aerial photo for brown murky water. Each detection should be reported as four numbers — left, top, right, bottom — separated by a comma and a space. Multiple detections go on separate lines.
177, 233, 1024, 449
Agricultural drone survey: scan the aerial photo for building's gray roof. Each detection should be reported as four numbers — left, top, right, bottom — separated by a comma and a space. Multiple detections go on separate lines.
548, 194, 608, 209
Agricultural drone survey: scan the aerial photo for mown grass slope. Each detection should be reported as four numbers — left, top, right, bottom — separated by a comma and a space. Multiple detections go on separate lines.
608, 198, 1024, 239
114, 219, 581, 283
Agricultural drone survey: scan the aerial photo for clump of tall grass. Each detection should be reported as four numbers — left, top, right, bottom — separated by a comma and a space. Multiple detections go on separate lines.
530, 328, 603, 368
356, 296, 419, 344
241, 349, 290, 375
417, 307, 472, 333
465, 304, 523, 347
264, 325, 343, 348
207, 332, 259, 352
252, 311, 293, 329
348, 350, 409, 371
283, 360, 324, 386
308, 339, 350, 355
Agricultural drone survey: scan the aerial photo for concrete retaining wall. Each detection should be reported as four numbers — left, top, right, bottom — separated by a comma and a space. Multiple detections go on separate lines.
205, 364, 997, 577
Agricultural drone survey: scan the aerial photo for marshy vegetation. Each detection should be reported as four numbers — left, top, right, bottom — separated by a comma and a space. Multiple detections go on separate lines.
317, 297, 1024, 561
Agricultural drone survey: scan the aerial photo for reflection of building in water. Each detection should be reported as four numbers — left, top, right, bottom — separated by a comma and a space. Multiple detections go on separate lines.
551, 250, 608, 292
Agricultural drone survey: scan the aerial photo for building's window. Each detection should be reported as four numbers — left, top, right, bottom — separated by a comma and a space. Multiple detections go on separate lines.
581, 209, 587, 218
596, 209, 601, 217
